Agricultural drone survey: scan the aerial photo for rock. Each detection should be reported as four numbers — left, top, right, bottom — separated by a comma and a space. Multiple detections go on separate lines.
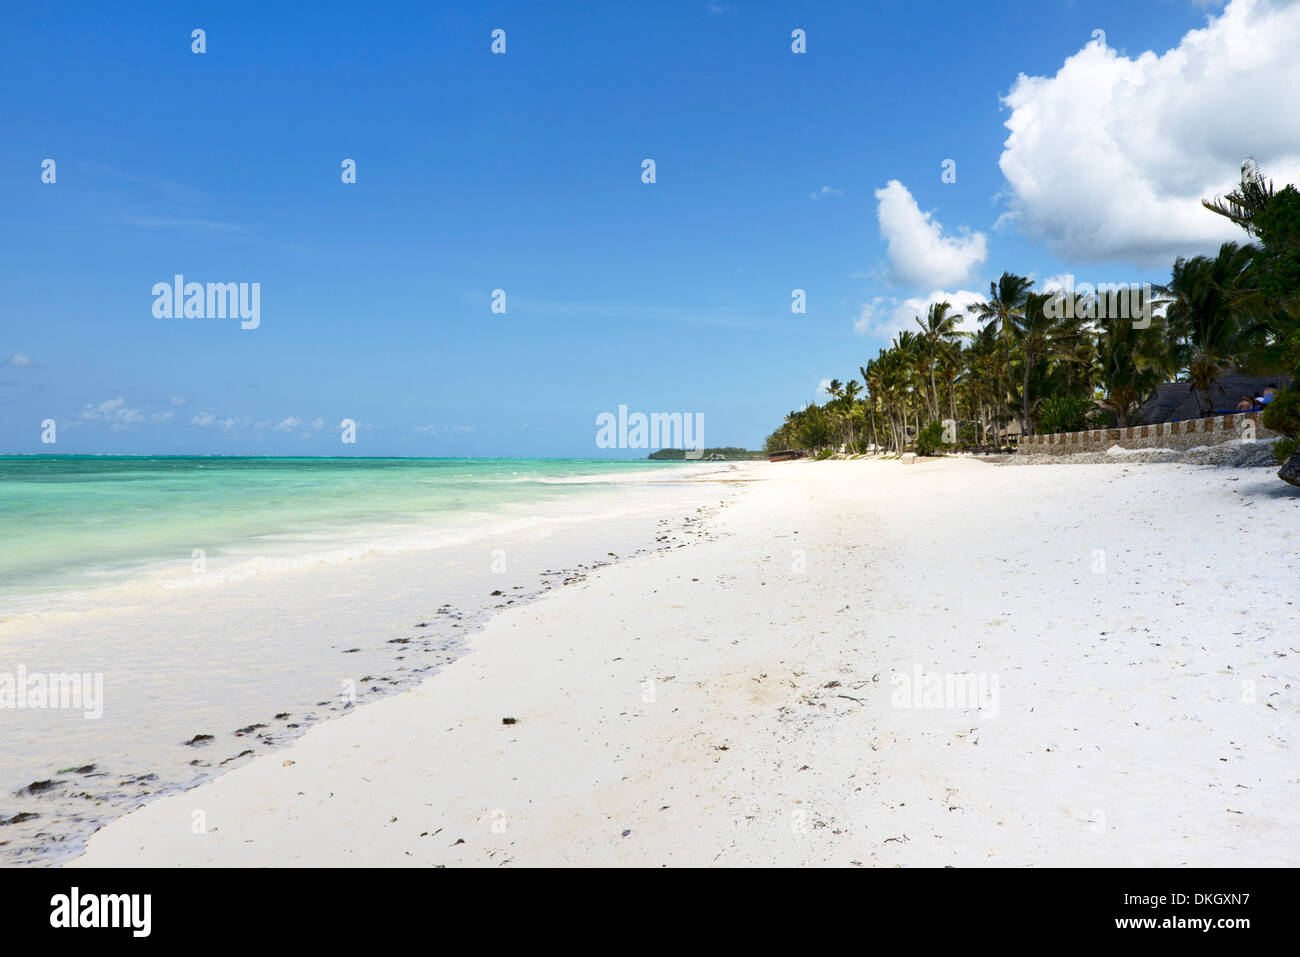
184, 734, 215, 746
1280, 452, 1300, 487
501, 717, 518, 725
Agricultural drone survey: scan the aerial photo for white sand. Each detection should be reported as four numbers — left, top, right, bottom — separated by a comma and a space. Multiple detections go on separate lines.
72, 459, 1300, 867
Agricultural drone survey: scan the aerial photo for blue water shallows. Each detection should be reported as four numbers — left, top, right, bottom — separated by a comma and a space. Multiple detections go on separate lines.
0, 456, 695, 608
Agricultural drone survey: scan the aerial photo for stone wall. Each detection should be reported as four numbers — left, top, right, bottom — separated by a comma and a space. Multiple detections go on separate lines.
1018, 412, 1278, 455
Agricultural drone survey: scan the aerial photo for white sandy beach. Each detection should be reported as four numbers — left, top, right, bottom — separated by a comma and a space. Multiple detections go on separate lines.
72, 458, 1300, 867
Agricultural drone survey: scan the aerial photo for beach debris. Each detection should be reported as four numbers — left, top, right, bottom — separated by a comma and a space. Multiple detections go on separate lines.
56, 765, 96, 775
275, 713, 290, 720
490, 590, 503, 596
184, 734, 215, 746
342, 648, 361, 653
0, 812, 39, 826
282, 760, 295, 767
234, 723, 267, 736
21, 780, 58, 795
501, 717, 518, 725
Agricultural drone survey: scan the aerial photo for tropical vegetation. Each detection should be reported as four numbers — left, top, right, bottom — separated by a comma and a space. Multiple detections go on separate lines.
765, 159, 1300, 482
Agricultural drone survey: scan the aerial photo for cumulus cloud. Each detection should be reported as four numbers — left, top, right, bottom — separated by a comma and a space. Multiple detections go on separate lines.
80, 397, 144, 429
415, 423, 476, 436
874, 181, 988, 288
998, 0, 1300, 265
809, 186, 844, 200
169, 395, 187, 406
190, 412, 243, 431
854, 288, 986, 341
267, 415, 327, 434
8, 352, 33, 368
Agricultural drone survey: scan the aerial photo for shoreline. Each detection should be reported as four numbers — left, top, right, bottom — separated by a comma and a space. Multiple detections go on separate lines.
2, 465, 742, 866
69, 458, 1300, 867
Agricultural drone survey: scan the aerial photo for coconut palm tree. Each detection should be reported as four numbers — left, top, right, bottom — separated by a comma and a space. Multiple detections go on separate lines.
1202, 157, 1275, 237
1164, 242, 1260, 414
915, 301, 965, 420
1009, 292, 1063, 434
968, 273, 1034, 442
1096, 315, 1170, 427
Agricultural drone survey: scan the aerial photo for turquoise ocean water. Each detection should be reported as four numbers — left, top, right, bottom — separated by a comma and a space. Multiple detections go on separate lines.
0, 456, 693, 607
0, 454, 723, 864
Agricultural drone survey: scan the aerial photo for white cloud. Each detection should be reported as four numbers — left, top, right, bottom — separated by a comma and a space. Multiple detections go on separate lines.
9, 352, 33, 368
874, 180, 988, 288
169, 395, 187, 406
150, 410, 175, 423
190, 411, 243, 431
854, 289, 985, 341
80, 397, 145, 429
998, 0, 1300, 265
415, 423, 475, 436
273, 417, 303, 432
809, 186, 844, 200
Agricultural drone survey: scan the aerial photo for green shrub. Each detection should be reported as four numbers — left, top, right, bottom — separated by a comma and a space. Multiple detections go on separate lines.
1087, 406, 1118, 428
914, 421, 948, 457
1261, 387, 1300, 464
1035, 395, 1093, 435
814, 448, 834, 460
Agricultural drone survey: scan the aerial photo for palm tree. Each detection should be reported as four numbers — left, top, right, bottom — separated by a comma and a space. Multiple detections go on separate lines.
1164, 242, 1260, 414
968, 272, 1034, 443
1009, 292, 1060, 434
1202, 157, 1274, 237
1096, 316, 1169, 427
915, 301, 965, 420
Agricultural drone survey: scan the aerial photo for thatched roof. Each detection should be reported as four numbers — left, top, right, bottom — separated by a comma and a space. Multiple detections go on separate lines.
1134, 374, 1291, 423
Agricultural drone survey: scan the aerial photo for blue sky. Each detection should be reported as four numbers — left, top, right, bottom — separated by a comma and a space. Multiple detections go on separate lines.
2, 0, 1287, 456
